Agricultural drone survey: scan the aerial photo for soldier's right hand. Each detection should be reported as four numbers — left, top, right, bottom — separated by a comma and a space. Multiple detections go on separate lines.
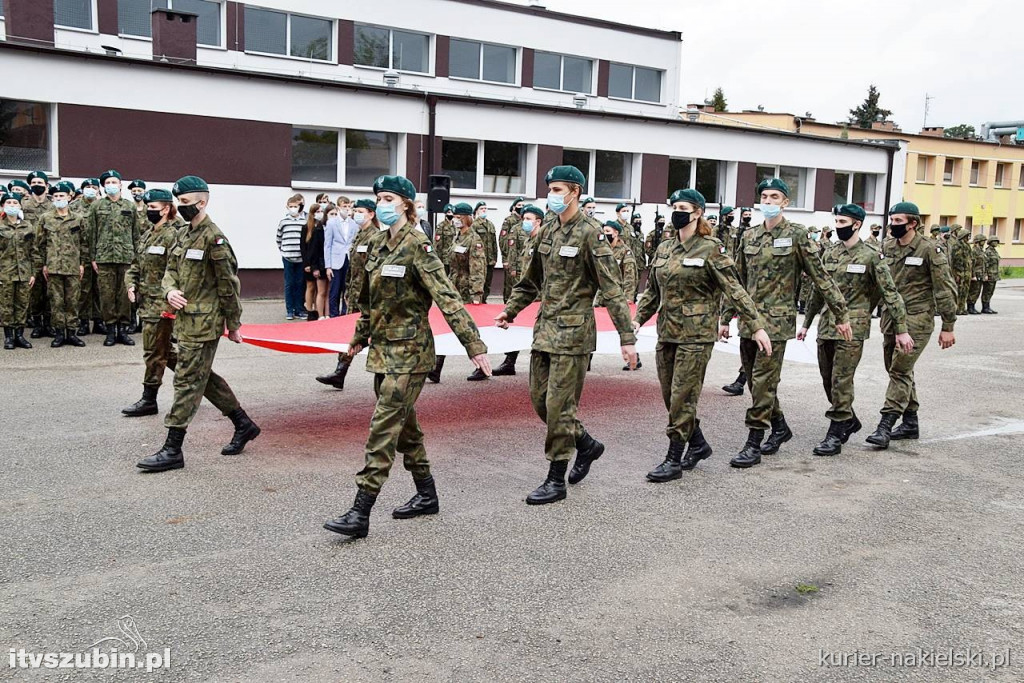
796, 327, 808, 341
631, 320, 641, 333
753, 328, 773, 357
167, 289, 188, 310
42, 267, 49, 281
92, 261, 98, 273
494, 311, 510, 329
718, 324, 731, 341
347, 343, 363, 358
127, 286, 136, 303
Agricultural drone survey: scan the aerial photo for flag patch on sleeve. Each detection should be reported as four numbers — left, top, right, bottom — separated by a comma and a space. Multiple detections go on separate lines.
215, 238, 226, 245
719, 245, 727, 254
423, 244, 433, 252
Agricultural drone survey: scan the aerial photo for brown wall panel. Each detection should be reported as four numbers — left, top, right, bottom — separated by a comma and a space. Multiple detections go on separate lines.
226, 2, 244, 52
7, 0, 55, 47
736, 162, 757, 207
57, 104, 292, 186
535, 144, 563, 197
337, 19, 354, 65
521, 48, 534, 88
406, 134, 424, 190
597, 60, 609, 98
96, 0, 118, 35
435, 35, 450, 78
152, 8, 198, 64
640, 154, 669, 204
813, 169, 836, 212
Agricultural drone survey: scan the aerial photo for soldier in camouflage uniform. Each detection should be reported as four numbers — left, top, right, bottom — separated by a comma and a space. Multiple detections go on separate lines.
723, 178, 851, 468
799, 204, 911, 456
795, 225, 822, 314
23, 172, 55, 338
865, 202, 957, 449
86, 170, 140, 346
715, 206, 735, 255
432, 204, 456, 272
136, 176, 261, 473
472, 202, 498, 302
635, 189, 770, 482
1, 192, 41, 350
865, 224, 882, 247
38, 181, 87, 348
498, 165, 637, 505
126, 179, 149, 334
980, 235, 1002, 314
627, 212, 646, 266
323, 175, 490, 539
722, 206, 758, 397
492, 205, 543, 378
72, 179, 104, 336
597, 221, 638, 305
966, 233, 987, 313
498, 196, 525, 269
947, 224, 973, 314
644, 212, 668, 271
581, 196, 598, 220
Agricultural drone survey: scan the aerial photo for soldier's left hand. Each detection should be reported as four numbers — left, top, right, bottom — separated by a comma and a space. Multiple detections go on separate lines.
470, 354, 492, 376
227, 329, 243, 344
796, 327, 808, 341
718, 324, 731, 341
621, 345, 638, 370
42, 267, 49, 281
938, 331, 955, 349
835, 322, 854, 342
28, 276, 35, 287
895, 332, 915, 354
494, 311, 510, 329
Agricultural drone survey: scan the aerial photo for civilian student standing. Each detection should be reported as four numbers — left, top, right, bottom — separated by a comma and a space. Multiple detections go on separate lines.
324, 200, 357, 317
276, 193, 306, 319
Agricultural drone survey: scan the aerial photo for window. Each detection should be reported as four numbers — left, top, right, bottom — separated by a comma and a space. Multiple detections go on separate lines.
118, 0, 222, 46
667, 158, 692, 196
695, 159, 721, 204
995, 162, 1009, 188
441, 139, 525, 193
0, 100, 51, 172
55, 0, 93, 30
442, 140, 478, 189
1019, 165, 1024, 189
355, 24, 429, 73
970, 160, 985, 186
833, 171, 850, 206
851, 173, 876, 211
1014, 218, 1021, 243
943, 158, 958, 184
291, 127, 396, 186
533, 52, 593, 94
595, 151, 631, 198
245, 8, 332, 60
965, 216, 973, 232
449, 39, 516, 84
562, 149, 591, 189
989, 218, 1000, 237
916, 155, 932, 183
607, 63, 662, 103
756, 164, 807, 207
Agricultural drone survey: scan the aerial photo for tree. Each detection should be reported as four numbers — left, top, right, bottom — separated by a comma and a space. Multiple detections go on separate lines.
848, 85, 893, 129
944, 124, 978, 140
711, 88, 727, 113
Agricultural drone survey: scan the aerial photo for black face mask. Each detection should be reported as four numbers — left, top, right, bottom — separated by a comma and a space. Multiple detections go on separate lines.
178, 203, 202, 222
146, 209, 165, 224
871, 230, 880, 236
741, 217, 752, 226
30, 185, 47, 196
515, 207, 524, 216
836, 225, 857, 242
671, 210, 692, 229
445, 213, 453, 220
888, 223, 909, 239
632, 221, 642, 229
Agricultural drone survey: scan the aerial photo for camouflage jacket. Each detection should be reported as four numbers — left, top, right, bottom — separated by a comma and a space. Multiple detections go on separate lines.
596, 240, 637, 306
0, 218, 41, 282
69, 197, 98, 216
448, 228, 487, 304
126, 218, 186, 321
39, 211, 88, 275
635, 232, 764, 344
433, 218, 456, 267
971, 244, 986, 280
87, 196, 140, 264
161, 215, 242, 342
948, 229, 972, 274
723, 217, 849, 341
804, 239, 907, 341
504, 209, 637, 354
865, 234, 881, 248
346, 224, 384, 313
880, 232, 956, 335
22, 196, 53, 228
985, 246, 1001, 280
498, 214, 522, 263
644, 226, 669, 267
351, 221, 487, 373
472, 217, 497, 266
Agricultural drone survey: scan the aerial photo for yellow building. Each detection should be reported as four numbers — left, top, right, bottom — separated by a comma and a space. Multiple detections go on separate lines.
690, 109, 1024, 264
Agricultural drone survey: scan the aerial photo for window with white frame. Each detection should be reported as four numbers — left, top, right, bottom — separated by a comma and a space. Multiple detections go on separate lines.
245, 7, 332, 61
833, 171, 877, 212
995, 162, 1009, 188
970, 160, 984, 186
441, 139, 525, 193
916, 155, 932, 183
756, 164, 807, 207
0, 99, 52, 172
1014, 218, 1022, 243
55, 0, 93, 30
118, 0, 222, 47
291, 127, 396, 186
449, 39, 516, 84
559, 149, 631, 199
562, 149, 592, 190
1019, 165, 1024, 189
943, 158, 958, 184
667, 158, 693, 196
354, 24, 429, 73
695, 159, 722, 204
607, 63, 662, 103
533, 52, 593, 94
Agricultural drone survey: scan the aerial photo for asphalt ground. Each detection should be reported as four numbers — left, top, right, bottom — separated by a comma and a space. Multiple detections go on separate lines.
2, 281, 1023, 682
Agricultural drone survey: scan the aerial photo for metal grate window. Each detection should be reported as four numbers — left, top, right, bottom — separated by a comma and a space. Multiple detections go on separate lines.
55, 0, 93, 30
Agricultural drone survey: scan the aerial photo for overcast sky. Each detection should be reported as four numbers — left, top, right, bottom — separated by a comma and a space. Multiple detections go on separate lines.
537, 0, 1022, 133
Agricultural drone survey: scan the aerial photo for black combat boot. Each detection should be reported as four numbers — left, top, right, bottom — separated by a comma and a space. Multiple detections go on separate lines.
65, 328, 86, 347
392, 475, 440, 519
315, 355, 351, 389
306, 310, 319, 321
323, 489, 377, 538
981, 304, 997, 314
50, 328, 66, 348
3, 328, 14, 350
466, 367, 488, 381
729, 429, 765, 468
221, 408, 261, 455
426, 356, 445, 383
890, 411, 919, 440
842, 412, 862, 444
491, 351, 518, 376
116, 323, 135, 346
760, 416, 793, 455
813, 420, 848, 456
722, 371, 746, 396
681, 424, 713, 470
966, 304, 978, 314
526, 460, 568, 505
646, 439, 685, 482
865, 413, 899, 449
103, 324, 117, 346
568, 431, 605, 484
136, 427, 186, 472
30, 316, 46, 339
76, 319, 91, 336
13, 328, 31, 349
622, 355, 643, 371
122, 385, 159, 417
93, 320, 107, 335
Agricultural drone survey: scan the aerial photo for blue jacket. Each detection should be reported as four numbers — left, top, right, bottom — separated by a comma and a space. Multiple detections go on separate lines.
324, 216, 358, 270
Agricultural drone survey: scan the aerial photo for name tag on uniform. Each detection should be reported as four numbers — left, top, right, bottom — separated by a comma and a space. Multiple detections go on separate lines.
846, 264, 867, 274
683, 258, 705, 267
905, 257, 924, 266
147, 245, 166, 255
381, 265, 407, 278
454, 245, 468, 254
185, 249, 204, 260
773, 238, 793, 248
356, 245, 369, 253
559, 246, 579, 258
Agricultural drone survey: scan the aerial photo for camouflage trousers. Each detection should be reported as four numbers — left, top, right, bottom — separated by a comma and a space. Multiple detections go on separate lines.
981, 281, 997, 306
816, 339, 864, 422
96, 263, 131, 325
78, 266, 101, 322
967, 280, 982, 307
164, 338, 240, 429
483, 265, 494, 304
529, 351, 588, 463
740, 338, 789, 430
881, 330, 932, 415
655, 341, 713, 443
355, 372, 430, 495
47, 274, 80, 329
502, 268, 516, 303
954, 272, 970, 312
29, 269, 48, 321
0, 281, 31, 327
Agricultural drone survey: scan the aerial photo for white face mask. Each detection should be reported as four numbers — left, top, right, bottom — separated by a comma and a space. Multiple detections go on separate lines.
353, 212, 367, 225
314, 211, 324, 221
619, 210, 629, 220
287, 207, 299, 216
319, 202, 328, 211
453, 219, 463, 229
340, 208, 351, 219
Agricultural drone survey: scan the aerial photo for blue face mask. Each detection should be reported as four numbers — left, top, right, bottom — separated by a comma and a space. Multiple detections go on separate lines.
547, 192, 568, 215
377, 203, 400, 226
83, 189, 97, 199
54, 199, 70, 210
760, 203, 782, 220
522, 219, 536, 233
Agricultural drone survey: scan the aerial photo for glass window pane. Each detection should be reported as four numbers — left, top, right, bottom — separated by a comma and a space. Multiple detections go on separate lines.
608, 64, 632, 99
54, 0, 93, 29
595, 150, 630, 199
118, 0, 152, 37
852, 173, 875, 212
245, 7, 287, 55
755, 165, 776, 184
449, 39, 480, 80
442, 140, 478, 189
354, 24, 389, 68
562, 150, 591, 187
482, 44, 515, 84
483, 141, 524, 193
533, 51, 561, 90
292, 128, 338, 183
696, 159, 720, 203
346, 130, 395, 187
943, 159, 954, 183
779, 166, 804, 207
172, 0, 220, 46
0, 100, 51, 171
562, 56, 592, 94
392, 30, 428, 73
634, 67, 661, 102
0, 0, 4, 17
667, 158, 692, 196
290, 15, 332, 60
916, 156, 929, 182
833, 172, 850, 206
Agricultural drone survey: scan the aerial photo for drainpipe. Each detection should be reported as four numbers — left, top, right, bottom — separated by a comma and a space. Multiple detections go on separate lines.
880, 142, 896, 240
426, 95, 437, 187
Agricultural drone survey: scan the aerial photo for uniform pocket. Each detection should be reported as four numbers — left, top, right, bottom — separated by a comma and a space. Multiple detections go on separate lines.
385, 324, 417, 341
679, 301, 711, 316
556, 314, 584, 327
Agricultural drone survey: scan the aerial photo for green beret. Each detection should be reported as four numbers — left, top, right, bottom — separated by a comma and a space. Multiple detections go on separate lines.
757, 177, 790, 197
888, 201, 920, 216
631, 212, 641, 220
521, 205, 544, 220
442, 203, 454, 213
508, 196, 525, 211
939, 226, 951, 233
128, 179, 147, 191
615, 203, 629, 212
8, 179, 30, 192
27, 171, 49, 183
833, 203, 866, 222
668, 188, 706, 209
988, 235, 1001, 244
707, 214, 719, 220
99, 169, 122, 184
172, 175, 210, 196
372, 174, 416, 200
354, 198, 377, 211
721, 205, 735, 216
973, 233, 987, 243
545, 165, 586, 187
82, 178, 100, 189
1, 193, 23, 205
603, 220, 623, 232
452, 202, 474, 216
474, 201, 487, 212
143, 188, 174, 203
53, 181, 76, 195
581, 196, 596, 205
